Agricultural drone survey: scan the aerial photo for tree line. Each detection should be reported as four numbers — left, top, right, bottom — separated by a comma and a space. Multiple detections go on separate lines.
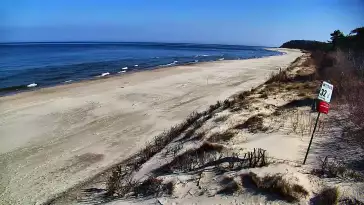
280, 27, 364, 51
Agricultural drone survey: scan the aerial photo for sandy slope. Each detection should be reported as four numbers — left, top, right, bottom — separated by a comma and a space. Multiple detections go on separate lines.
0, 48, 302, 204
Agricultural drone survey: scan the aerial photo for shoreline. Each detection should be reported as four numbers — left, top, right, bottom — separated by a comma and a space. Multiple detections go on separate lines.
0, 48, 284, 97
0, 48, 302, 205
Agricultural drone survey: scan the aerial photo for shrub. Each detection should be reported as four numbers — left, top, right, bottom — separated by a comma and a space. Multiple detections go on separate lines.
234, 114, 268, 133
223, 99, 233, 109
311, 156, 363, 180
133, 178, 174, 197
208, 130, 235, 142
313, 50, 364, 149
245, 172, 309, 202
260, 92, 268, 99
155, 142, 223, 173
217, 177, 241, 195
265, 68, 290, 84
339, 197, 364, 205
280, 40, 332, 51
313, 187, 339, 205
213, 115, 229, 123
107, 165, 127, 195
237, 90, 251, 100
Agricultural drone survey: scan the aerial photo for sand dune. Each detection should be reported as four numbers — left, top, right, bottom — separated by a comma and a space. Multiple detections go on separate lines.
0, 48, 302, 204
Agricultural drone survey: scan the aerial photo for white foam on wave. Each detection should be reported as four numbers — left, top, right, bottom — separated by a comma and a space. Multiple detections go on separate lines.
100, 72, 110, 77
159, 60, 179, 67
121, 67, 128, 70
27, 83, 37, 88
195, 54, 209, 57
64, 80, 73, 83
118, 70, 127, 73
218, 58, 224, 61
194, 60, 198, 62
134, 64, 139, 67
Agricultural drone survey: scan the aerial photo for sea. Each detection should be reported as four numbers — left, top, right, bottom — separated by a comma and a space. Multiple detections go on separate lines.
0, 42, 283, 96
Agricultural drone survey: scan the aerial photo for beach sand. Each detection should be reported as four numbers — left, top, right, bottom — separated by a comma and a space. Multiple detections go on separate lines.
0, 48, 302, 204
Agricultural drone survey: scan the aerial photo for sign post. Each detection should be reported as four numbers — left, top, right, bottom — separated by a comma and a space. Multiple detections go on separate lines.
303, 81, 333, 165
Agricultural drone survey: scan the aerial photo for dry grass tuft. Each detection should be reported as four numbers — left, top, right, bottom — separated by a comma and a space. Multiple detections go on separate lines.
339, 197, 364, 205
198, 141, 225, 153
107, 165, 129, 195
301, 56, 314, 67
244, 172, 309, 202
223, 99, 233, 109
312, 187, 339, 205
155, 142, 224, 173
207, 100, 222, 114
208, 130, 235, 142
133, 178, 174, 197
217, 177, 241, 195
265, 68, 290, 84
260, 92, 268, 99
237, 90, 252, 100
213, 115, 229, 123
311, 156, 364, 181
108, 177, 174, 198
234, 114, 268, 133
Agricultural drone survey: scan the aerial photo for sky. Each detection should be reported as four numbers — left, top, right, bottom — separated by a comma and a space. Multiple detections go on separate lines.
1, 0, 363, 46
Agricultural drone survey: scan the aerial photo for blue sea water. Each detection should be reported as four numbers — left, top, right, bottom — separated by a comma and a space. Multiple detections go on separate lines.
0, 42, 282, 96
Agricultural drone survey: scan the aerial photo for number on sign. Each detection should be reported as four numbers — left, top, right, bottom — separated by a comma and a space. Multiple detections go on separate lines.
320, 89, 327, 97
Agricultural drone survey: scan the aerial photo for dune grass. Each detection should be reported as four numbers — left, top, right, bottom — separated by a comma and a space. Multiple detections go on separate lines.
244, 172, 309, 202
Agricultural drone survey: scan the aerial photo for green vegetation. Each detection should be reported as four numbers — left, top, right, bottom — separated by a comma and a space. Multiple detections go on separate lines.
280, 40, 332, 51
330, 27, 364, 50
280, 26, 364, 51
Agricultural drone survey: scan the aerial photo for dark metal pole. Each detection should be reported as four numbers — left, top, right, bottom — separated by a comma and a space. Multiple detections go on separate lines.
303, 112, 321, 165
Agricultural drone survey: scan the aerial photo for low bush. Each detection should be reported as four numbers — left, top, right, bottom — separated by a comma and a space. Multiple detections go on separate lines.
237, 90, 251, 100
217, 177, 241, 195
265, 68, 290, 84
245, 172, 309, 202
311, 156, 363, 181
213, 115, 229, 123
108, 177, 174, 198
155, 142, 223, 173
312, 187, 339, 205
339, 197, 364, 205
260, 92, 268, 99
234, 114, 268, 133
208, 130, 235, 142
133, 178, 174, 197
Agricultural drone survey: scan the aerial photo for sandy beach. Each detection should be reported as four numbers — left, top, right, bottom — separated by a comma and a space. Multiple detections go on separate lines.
0, 48, 302, 204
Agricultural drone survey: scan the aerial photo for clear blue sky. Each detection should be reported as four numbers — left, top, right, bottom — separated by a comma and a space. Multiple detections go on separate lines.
1, 0, 363, 46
